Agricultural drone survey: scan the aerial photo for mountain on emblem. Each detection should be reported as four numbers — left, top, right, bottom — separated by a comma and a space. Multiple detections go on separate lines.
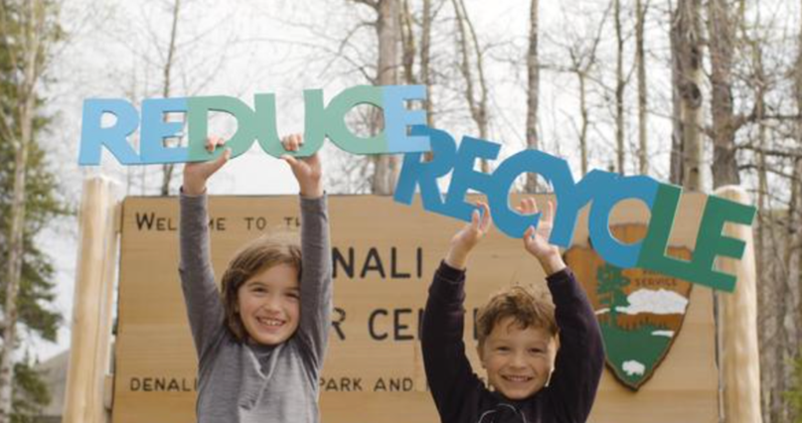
565, 224, 692, 390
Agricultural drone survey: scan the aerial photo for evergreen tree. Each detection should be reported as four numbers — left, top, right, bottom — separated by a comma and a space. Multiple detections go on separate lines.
0, 0, 67, 420
596, 263, 630, 326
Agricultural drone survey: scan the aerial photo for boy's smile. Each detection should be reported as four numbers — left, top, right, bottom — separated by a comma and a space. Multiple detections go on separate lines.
479, 317, 558, 400
237, 263, 300, 345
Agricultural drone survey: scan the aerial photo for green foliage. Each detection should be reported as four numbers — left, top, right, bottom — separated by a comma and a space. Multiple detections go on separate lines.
0, 1, 70, 420
596, 263, 630, 325
0, 137, 67, 342
10, 361, 50, 423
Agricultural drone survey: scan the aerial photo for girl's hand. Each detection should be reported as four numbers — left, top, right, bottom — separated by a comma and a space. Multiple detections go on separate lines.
281, 134, 323, 198
445, 202, 492, 270
182, 136, 230, 196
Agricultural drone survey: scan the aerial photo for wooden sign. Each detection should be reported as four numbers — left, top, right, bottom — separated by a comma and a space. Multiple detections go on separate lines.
112, 194, 718, 423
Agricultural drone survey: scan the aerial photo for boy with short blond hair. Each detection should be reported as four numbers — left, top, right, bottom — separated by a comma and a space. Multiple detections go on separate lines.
421, 199, 604, 423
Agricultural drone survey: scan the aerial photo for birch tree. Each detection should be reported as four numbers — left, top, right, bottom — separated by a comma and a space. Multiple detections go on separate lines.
159, 0, 182, 196
669, 0, 703, 190
635, 0, 648, 175
614, 0, 626, 174
707, 0, 741, 188
0, 1, 56, 421
452, 0, 489, 173
523, 0, 540, 192
351, 0, 401, 195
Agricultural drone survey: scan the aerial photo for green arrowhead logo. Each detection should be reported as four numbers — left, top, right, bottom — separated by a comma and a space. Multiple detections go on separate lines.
566, 224, 693, 390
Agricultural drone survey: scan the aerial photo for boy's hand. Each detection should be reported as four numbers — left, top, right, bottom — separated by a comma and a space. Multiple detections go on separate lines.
521, 198, 566, 275
445, 202, 492, 270
281, 134, 323, 199
182, 136, 231, 196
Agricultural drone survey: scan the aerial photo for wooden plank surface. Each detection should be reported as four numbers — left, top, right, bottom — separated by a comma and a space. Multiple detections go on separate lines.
112, 193, 718, 423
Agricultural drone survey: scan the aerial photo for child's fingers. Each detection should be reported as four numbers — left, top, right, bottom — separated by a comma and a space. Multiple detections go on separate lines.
281, 136, 295, 152
281, 154, 299, 170
524, 225, 536, 245
281, 133, 304, 152
545, 200, 555, 223
204, 136, 227, 153
470, 208, 480, 229
528, 198, 539, 215
519, 198, 535, 215
292, 133, 304, 147
209, 148, 231, 173
205, 136, 217, 152
478, 202, 492, 231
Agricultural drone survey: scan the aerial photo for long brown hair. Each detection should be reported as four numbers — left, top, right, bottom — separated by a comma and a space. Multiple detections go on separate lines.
219, 232, 302, 341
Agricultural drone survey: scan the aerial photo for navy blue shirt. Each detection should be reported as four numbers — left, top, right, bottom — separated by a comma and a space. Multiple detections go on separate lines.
421, 262, 604, 423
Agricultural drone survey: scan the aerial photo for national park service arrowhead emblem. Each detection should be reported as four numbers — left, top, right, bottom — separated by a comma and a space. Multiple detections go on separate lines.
565, 224, 693, 390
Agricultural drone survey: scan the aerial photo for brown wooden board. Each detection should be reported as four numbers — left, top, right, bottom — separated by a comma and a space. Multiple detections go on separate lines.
112, 194, 718, 423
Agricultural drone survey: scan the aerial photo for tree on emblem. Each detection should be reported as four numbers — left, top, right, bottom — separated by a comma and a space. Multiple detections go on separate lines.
596, 264, 630, 327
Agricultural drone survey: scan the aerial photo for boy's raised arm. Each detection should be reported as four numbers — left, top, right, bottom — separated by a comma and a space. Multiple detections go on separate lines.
422, 262, 476, 421
543, 267, 604, 422
179, 137, 231, 358
422, 203, 491, 421
520, 198, 604, 422
281, 134, 332, 370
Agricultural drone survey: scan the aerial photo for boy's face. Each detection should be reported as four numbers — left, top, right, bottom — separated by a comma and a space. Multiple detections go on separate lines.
478, 317, 558, 400
237, 263, 300, 346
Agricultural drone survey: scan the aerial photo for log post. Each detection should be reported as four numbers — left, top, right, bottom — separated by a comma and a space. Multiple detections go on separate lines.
714, 185, 762, 423
63, 177, 120, 423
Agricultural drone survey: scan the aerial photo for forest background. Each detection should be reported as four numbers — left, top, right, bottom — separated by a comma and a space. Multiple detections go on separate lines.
1, 0, 801, 422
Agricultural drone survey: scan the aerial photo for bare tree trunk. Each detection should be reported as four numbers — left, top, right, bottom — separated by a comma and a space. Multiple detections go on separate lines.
741, 9, 772, 420
370, 0, 400, 195
755, 88, 770, 423
635, 0, 648, 175
421, 0, 433, 127
419, 0, 437, 163
770, 15, 801, 410
668, 16, 684, 185
670, 0, 704, 190
795, 0, 802, 361
614, 0, 626, 174
774, 157, 797, 423
524, 0, 540, 193
750, 26, 771, 423
400, 0, 416, 85
707, 0, 741, 188
160, 0, 182, 196
564, 15, 603, 179
579, 72, 589, 177
787, 9, 802, 422
0, 2, 45, 421
452, 0, 489, 172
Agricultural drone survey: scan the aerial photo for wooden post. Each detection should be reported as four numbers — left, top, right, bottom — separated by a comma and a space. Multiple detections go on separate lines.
63, 177, 120, 423
714, 186, 762, 423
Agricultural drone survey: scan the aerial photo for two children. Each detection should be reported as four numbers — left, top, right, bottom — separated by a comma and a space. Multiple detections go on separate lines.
178, 135, 603, 423
179, 134, 331, 422
421, 199, 605, 423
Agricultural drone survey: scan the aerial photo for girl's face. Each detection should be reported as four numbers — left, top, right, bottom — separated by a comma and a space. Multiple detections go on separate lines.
236, 263, 300, 345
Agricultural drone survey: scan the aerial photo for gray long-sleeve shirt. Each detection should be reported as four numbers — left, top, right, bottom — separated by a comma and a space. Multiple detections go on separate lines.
179, 193, 332, 423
